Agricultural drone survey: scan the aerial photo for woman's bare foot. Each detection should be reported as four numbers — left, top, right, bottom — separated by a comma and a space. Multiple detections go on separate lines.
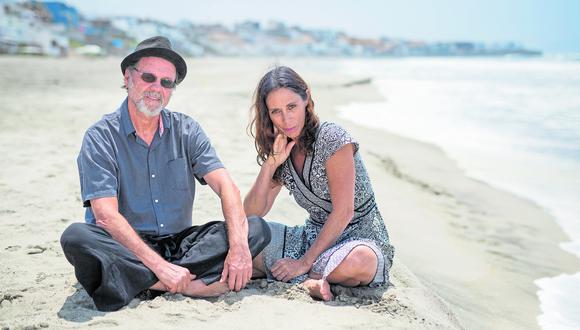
304, 278, 333, 301
182, 280, 230, 297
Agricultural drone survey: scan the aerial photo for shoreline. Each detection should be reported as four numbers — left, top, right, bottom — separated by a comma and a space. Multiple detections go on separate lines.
310, 70, 580, 328
0, 56, 576, 329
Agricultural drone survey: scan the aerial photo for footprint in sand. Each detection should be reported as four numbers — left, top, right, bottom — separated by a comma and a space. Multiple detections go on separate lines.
88, 319, 119, 327
5, 245, 21, 251
36, 272, 48, 283
1, 293, 23, 307
26, 245, 47, 255
18, 322, 49, 329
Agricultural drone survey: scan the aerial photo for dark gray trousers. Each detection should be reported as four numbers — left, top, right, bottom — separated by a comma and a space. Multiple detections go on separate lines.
60, 216, 271, 311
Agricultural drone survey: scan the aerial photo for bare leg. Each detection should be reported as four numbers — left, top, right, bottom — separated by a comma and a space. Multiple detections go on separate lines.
303, 246, 378, 301
252, 252, 266, 278
149, 280, 229, 297
148, 250, 271, 296
150, 281, 167, 291
182, 280, 229, 297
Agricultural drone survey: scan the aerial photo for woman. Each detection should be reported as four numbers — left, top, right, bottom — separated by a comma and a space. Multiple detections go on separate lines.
244, 66, 394, 301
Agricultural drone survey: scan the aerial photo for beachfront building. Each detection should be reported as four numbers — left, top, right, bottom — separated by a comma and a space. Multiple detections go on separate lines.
0, 0, 68, 56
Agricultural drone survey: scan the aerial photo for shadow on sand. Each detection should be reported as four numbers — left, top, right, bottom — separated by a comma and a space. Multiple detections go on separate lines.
57, 283, 104, 323
57, 280, 393, 324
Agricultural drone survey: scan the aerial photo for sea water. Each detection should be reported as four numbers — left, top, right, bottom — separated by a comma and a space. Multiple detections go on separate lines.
335, 57, 580, 329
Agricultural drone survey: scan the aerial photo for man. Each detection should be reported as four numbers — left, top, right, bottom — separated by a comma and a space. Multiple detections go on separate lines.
60, 36, 271, 311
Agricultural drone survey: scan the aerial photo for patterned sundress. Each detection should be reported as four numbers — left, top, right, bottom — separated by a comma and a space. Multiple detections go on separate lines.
262, 122, 395, 286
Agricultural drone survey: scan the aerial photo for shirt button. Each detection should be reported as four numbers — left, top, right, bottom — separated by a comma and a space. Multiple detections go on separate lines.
160, 224, 164, 228
154, 199, 159, 203
151, 174, 156, 178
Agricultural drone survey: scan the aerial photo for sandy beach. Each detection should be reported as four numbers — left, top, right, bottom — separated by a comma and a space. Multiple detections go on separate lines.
0, 56, 577, 329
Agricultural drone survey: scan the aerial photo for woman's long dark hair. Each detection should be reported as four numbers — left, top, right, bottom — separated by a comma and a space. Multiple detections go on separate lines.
249, 66, 319, 182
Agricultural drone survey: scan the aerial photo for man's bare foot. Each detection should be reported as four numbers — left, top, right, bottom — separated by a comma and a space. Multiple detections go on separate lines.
304, 278, 333, 301
150, 281, 167, 291
182, 279, 230, 297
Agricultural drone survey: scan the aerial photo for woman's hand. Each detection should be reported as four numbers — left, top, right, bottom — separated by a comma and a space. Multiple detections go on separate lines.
271, 257, 311, 282
267, 133, 295, 167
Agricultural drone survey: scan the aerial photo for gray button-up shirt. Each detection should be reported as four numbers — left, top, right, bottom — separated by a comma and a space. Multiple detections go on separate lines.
77, 98, 224, 236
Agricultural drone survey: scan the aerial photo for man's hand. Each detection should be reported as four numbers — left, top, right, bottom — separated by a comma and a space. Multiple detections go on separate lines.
271, 258, 311, 283
220, 243, 253, 291
91, 197, 196, 294
154, 261, 196, 294
204, 169, 253, 292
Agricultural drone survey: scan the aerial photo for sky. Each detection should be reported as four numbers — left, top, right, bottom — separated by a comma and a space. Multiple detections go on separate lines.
62, 0, 580, 53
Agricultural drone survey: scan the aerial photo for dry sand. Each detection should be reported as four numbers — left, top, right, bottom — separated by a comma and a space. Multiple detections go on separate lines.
0, 56, 577, 329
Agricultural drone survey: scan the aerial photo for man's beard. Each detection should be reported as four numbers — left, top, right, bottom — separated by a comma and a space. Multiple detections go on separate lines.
135, 92, 163, 117
128, 76, 165, 117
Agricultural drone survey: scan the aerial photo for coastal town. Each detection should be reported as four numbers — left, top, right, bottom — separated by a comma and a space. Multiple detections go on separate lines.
1, 0, 542, 58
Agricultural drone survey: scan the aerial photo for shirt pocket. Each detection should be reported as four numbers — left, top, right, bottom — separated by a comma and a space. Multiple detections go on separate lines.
167, 157, 190, 190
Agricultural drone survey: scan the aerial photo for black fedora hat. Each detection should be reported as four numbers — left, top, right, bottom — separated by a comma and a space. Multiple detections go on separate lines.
121, 36, 187, 84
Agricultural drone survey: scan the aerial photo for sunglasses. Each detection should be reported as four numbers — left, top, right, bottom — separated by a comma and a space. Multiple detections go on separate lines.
131, 67, 176, 89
